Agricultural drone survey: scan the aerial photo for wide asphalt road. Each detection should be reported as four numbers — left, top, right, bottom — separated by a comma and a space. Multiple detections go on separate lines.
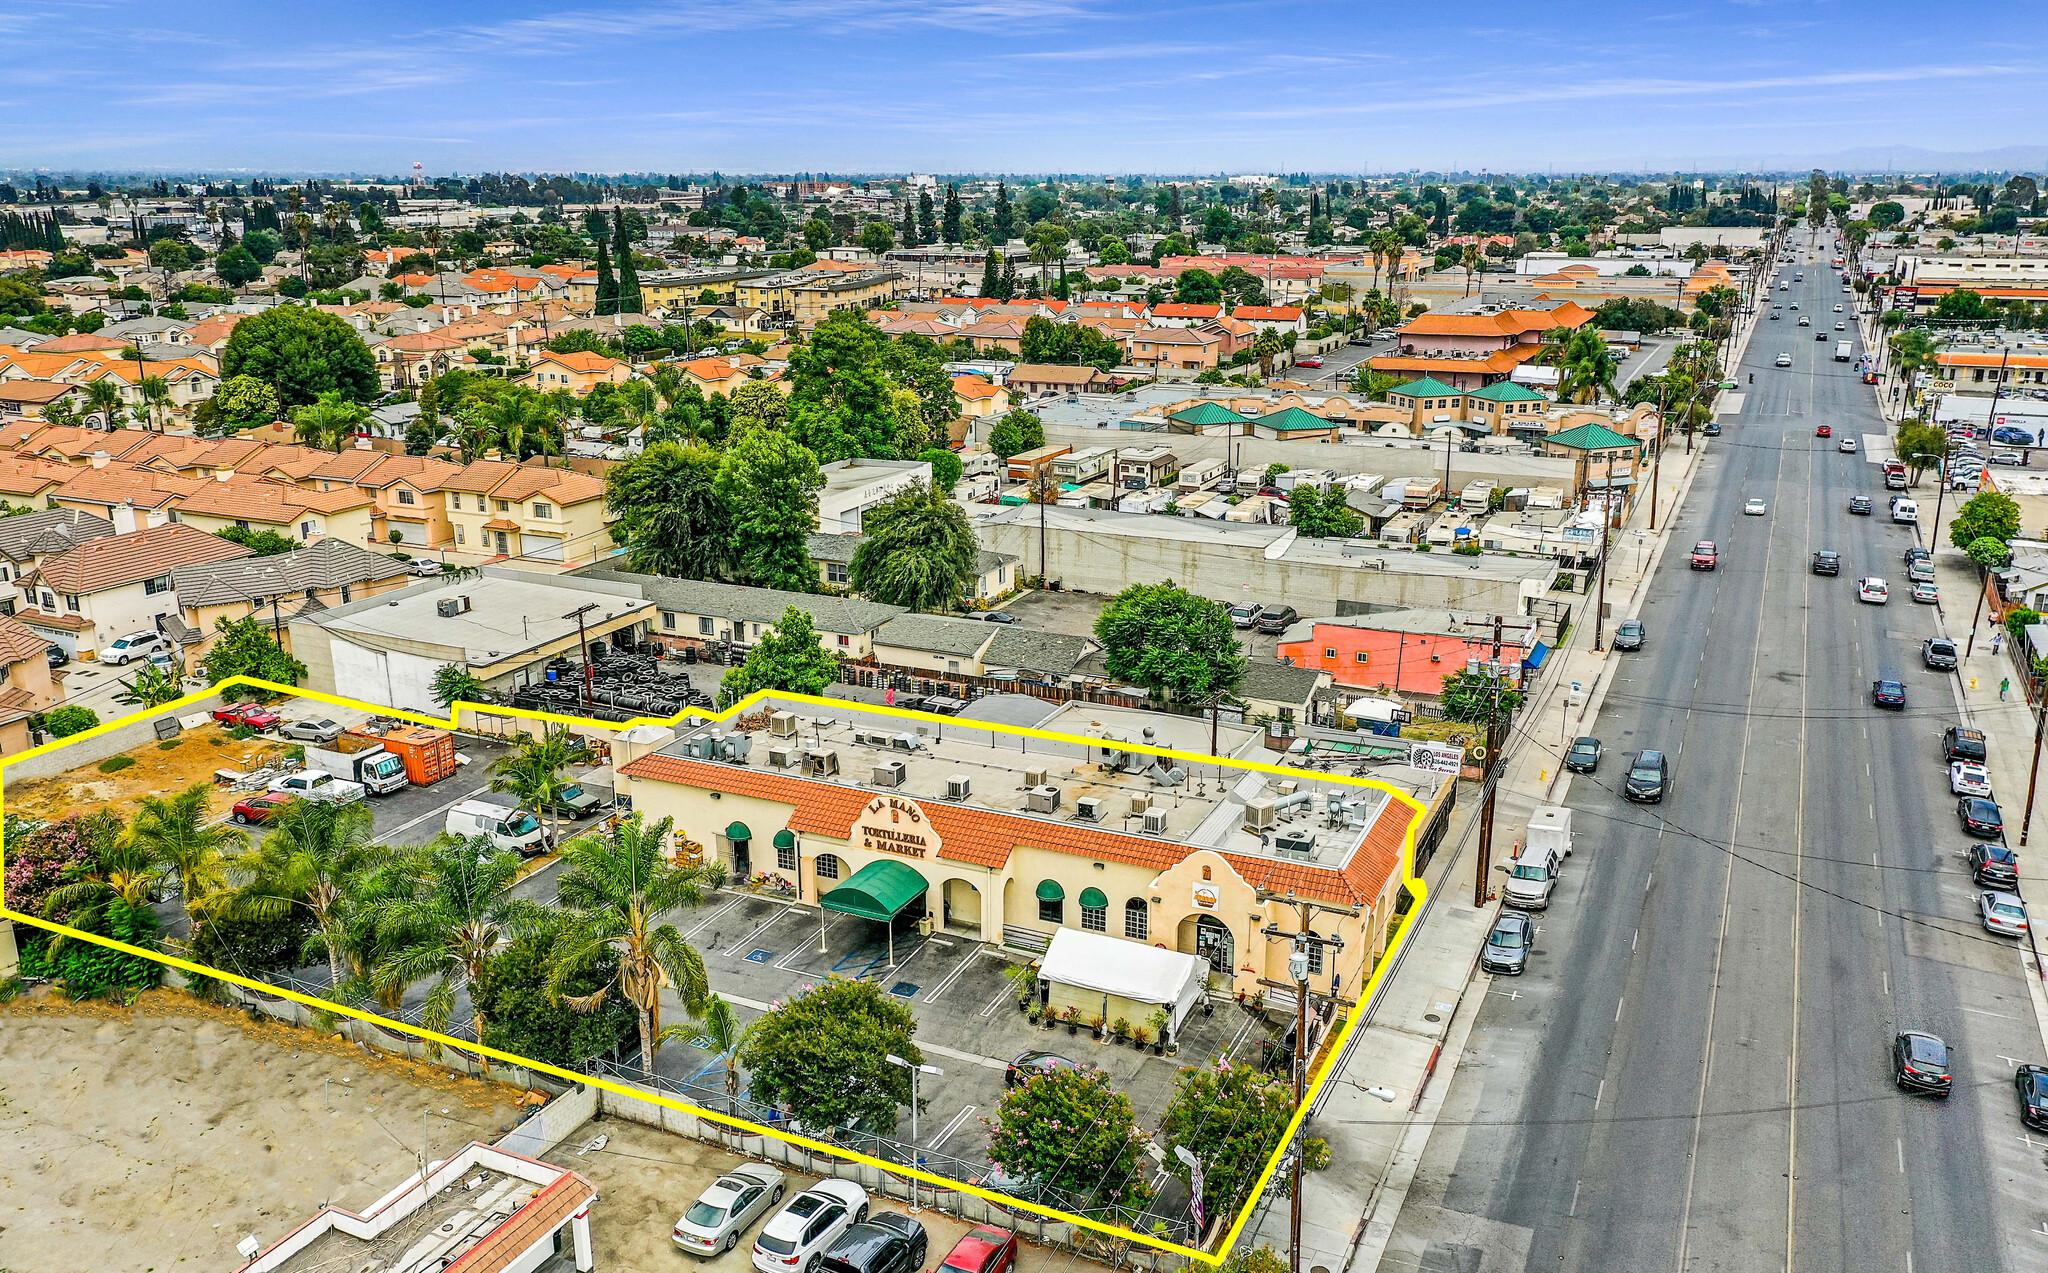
1381, 230, 2048, 1273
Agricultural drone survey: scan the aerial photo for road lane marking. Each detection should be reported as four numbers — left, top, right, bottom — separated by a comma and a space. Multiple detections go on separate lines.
1595, 1079, 1604, 1110
1615, 997, 1624, 1023
1570, 1180, 1582, 1218
1632, 927, 1639, 953
1896, 1137, 1904, 1173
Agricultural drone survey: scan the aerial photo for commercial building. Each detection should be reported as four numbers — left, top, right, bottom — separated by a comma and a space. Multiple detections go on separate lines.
574, 566, 907, 659
616, 697, 1443, 1005
1276, 610, 1542, 696
818, 457, 932, 534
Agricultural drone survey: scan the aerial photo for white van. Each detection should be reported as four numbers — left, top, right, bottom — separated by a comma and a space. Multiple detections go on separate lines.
445, 799, 549, 857
1891, 496, 1919, 524
1501, 843, 1564, 910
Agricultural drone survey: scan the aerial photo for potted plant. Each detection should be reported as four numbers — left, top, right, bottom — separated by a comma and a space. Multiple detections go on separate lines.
1026, 1003, 1043, 1025
1202, 974, 1217, 1017
1063, 1006, 1081, 1036
1129, 1024, 1149, 1051
1091, 1015, 1107, 1041
1111, 1016, 1131, 1043
1147, 1008, 1172, 1053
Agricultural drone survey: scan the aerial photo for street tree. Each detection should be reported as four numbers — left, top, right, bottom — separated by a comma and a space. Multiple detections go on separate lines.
740, 978, 922, 1133
716, 429, 823, 591
1894, 422, 1948, 485
1950, 490, 2022, 550
1094, 581, 1246, 705
717, 605, 841, 708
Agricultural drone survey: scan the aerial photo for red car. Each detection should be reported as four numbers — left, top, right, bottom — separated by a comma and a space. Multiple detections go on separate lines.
1294, 358, 1323, 369
230, 792, 295, 825
938, 1226, 1017, 1273
1815, 425, 1832, 437
213, 705, 283, 731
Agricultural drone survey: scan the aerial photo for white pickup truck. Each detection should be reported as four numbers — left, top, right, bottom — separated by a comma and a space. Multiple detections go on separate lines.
268, 770, 366, 805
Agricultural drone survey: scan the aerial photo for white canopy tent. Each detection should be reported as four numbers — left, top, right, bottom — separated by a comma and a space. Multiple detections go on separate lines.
1038, 927, 1209, 1037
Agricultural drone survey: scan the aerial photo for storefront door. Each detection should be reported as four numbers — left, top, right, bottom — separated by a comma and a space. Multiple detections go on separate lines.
1194, 915, 1234, 974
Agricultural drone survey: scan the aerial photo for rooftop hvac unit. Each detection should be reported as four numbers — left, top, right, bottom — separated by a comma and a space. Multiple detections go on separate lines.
1142, 808, 1170, 834
718, 734, 753, 762
1243, 799, 1277, 831
1025, 785, 1062, 814
767, 746, 798, 769
803, 748, 840, 777
682, 736, 713, 760
1130, 794, 1150, 815
435, 597, 468, 618
945, 774, 972, 800
1024, 768, 1049, 788
890, 733, 922, 753
769, 711, 799, 737
1075, 796, 1105, 822
872, 760, 908, 788
1276, 780, 1300, 796
1275, 832, 1318, 858
855, 729, 895, 749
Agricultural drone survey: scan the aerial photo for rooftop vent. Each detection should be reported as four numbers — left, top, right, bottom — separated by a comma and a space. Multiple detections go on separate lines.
872, 759, 907, 788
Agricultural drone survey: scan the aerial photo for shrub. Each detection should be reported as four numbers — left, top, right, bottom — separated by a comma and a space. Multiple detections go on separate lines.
42, 705, 99, 738
473, 930, 634, 1066
2, 812, 122, 919
19, 900, 163, 1000
97, 756, 135, 774
156, 738, 181, 751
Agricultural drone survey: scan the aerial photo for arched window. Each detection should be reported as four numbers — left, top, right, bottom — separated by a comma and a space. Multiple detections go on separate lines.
1036, 879, 1064, 924
1079, 887, 1108, 933
815, 853, 841, 880
1124, 897, 1149, 940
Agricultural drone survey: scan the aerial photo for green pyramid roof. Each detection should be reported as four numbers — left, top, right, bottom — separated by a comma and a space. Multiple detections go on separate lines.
1168, 401, 1251, 426
1544, 422, 1642, 452
1470, 381, 1547, 402
1250, 406, 1332, 431
1387, 376, 1463, 400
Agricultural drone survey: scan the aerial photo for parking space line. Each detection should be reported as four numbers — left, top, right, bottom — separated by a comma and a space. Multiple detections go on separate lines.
722, 907, 794, 957
372, 783, 491, 845
929, 1105, 977, 1150
683, 896, 747, 941
925, 944, 994, 1004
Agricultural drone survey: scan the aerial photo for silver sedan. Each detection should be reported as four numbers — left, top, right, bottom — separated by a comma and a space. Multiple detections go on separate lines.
673, 1163, 786, 1256
1981, 891, 2030, 939
278, 718, 344, 743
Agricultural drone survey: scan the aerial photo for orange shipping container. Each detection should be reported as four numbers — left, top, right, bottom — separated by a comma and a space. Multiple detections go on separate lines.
345, 724, 457, 786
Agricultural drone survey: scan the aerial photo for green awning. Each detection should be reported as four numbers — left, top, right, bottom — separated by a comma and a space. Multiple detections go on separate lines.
1079, 887, 1108, 909
725, 821, 753, 843
1035, 879, 1065, 902
821, 859, 928, 922
772, 829, 796, 850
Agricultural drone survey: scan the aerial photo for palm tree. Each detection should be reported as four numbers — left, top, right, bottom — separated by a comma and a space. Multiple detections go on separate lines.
1461, 243, 1482, 298
83, 378, 124, 431
40, 835, 167, 958
488, 726, 575, 849
126, 782, 247, 939
483, 392, 549, 461
235, 799, 377, 986
549, 814, 719, 1073
321, 202, 349, 244
657, 992, 744, 1113
137, 374, 172, 433
1554, 328, 1620, 404
370, 835, 541, 1057
291, 213, 315, 283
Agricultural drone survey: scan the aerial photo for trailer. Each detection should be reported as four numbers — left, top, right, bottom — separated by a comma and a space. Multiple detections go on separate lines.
1176, 458, 1228, 494
1398, 477, 1443, 510
1118, 488, 1172, 514
344, 723, 457, 786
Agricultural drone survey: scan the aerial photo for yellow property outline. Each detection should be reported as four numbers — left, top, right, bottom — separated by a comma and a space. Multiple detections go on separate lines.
0, 677, 1428, 1264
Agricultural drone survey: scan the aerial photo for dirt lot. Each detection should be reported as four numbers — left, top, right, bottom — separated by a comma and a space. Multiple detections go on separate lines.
3, 720, 296, 825
0, 989, 528, 1273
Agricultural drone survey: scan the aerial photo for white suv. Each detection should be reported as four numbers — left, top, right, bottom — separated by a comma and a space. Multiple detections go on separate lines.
98, 630, 170, 665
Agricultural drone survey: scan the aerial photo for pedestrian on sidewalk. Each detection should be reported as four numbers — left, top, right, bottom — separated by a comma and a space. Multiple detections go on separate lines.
1994, 630, 2006, 655
2002, 677, 2011, 701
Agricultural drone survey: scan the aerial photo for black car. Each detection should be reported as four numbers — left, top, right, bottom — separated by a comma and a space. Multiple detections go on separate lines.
1624, 750, 1668, 802
821, 1213, 929, 1273
1849, 495, 1874, 515
45, 643, 69, 669
1872, 679, 1907, 709
1959, 797, 2005, 839
1565, 736, 1603, 773
1971, 842, 2021, 888
1703, 422, 1722, 437
1923, 638, 1958, 671
981, 611, 1021, 624
1812, 550, 1841, 576
1903, 547, 1931, 567
1612, 620, 1645, 651
2017, 1065, 2048, 1130
1894, 1031, 1954, 1095
1004, 1051, 1083, 1088
1254, 605, 1299, 634
1944, 726, 1989, 764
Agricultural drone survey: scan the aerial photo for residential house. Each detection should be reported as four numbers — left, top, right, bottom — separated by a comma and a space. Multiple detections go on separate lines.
1148, 303, 1223, 328
871, 613, 1004, 677
517, 350, 637, 396
0, 454, 79, 509
16, 521, 251, 658
957, 317, 1028, 356
1236, 660, 1331, 734
1116, 446, 1178, 489
734, 268, 904, 329
667, 356, 754, 397
1006, 364, 1111, 397
1370, 300, 1596, 390
1130, 327, 1222, 374
47, 464, 208, 527
1230, 305, 1307, 336
1276, 610, 1539, 696
0, 508, 116, 617
168, 536, 414, 661
370, 330, 471, 389
350, 454, 466, 552
950, 374, 1009, 444
0, 613, 60, 754
165, 473, 380, 547
441, 460, 611, 565
575, 567, 907, 658
806, 531, 1020, 602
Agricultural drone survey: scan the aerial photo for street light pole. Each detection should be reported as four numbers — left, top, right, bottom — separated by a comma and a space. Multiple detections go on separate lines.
1593, 455, 1613, 652
1288, 943, 1309, 1273
886, 1054, 943, 1147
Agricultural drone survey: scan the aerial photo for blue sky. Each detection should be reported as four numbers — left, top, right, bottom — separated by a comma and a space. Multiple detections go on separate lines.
1, 0, 2038, 175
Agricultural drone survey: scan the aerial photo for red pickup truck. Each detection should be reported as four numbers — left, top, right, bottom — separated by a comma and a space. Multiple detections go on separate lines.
1690, 541, 1719, 571
213, 704, 283, 731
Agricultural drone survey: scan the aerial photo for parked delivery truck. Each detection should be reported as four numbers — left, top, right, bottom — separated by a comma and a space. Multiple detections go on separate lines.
305, 735, 410, 795
1500, 806, 1574, 910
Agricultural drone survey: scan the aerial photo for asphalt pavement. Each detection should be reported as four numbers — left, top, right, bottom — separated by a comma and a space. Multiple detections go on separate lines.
1382, 232, 2048, 1273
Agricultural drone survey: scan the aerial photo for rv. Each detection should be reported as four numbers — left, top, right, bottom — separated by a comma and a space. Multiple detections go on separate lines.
1176, 458, 1228, 494
1834, 340, 1853, 362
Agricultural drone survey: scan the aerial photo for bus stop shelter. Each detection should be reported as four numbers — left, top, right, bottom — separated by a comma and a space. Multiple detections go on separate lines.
818, 858, 929, 966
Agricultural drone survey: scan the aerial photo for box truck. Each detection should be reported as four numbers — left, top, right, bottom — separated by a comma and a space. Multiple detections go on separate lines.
305, 735, 409, 795
1834, 340, 1852, 362
344, 723, 457, 786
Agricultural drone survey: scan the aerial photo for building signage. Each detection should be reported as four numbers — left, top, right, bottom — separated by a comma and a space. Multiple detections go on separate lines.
858, 796, 938, 860
1408, 741, 1465, 775
1192, 882, 1221, 910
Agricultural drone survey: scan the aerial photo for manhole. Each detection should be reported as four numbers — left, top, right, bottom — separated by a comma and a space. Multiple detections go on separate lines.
745, 949, 774, 963
1423, 1013, 1442, 1023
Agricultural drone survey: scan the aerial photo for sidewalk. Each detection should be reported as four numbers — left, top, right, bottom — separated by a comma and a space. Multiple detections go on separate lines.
1255, 337, 1732, 1271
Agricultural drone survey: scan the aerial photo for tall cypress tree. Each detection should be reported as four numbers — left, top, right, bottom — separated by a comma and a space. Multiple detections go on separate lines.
917, 189, 936, 246
998, 258, 1017, 302
900, 204, 917, 250
979, 248, 1001, 299
993, 182, 1015, 243
594, 235, 618, 316
613, 207, 642, 314
942, 184, 962, 244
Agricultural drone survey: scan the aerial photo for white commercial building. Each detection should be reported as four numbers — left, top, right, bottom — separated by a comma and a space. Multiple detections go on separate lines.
817, 457, 933, 534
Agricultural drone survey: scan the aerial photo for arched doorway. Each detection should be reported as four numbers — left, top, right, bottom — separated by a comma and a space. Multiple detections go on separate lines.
1190, 915, 1233, 975
942, 878, 982, 935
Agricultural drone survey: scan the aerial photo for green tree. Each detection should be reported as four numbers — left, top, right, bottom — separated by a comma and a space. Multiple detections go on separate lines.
1160, 1060, 1297, 1219
716, 429, 823, 591
43, 704, 99, 737
987, 1062, 1152, 1208
113, 659, 184, 709
1869, 201, 1905, 229
980, 249, 1003, 300
2008, 607, 2043, 643
593, 235, 618, 316
1550, 326, 1620, 404
200, 615, 308, 694
1440, 668, 1524, 722
986, 408, 1044, 460
1285, 484, 1363, 539
1894, 421, 1948, 484
550, 813, 717, 1072
848, 480, 978, 612
215, 243, 261, 286
1934, 289, 1990, 323
613, 207, 643, 314
859, 220, 896, 255
474, 919, 636, 1067
657, 993, 746, 1113
1967, 536, 2014, 571
82, 378, 124, 431
488, 726, 575, 849
430, 663, 489, 709
127, 781, 246, 939
1094, 582, 1246, 705
604, 442, 734, 580
717, 605, 841, 708
1950, 490, 2022, 550
221, 306, 378, 407
198, 375, 282, 435
235, 799, 377, 986
740, 978, 921, 1133
727, 380, 789, 437
919, 446, 963, 495
290, 390, 371, 451
1176, 268, 1223, 306
32, 835, 165, 999
1097, 237, 1130, 265
370, 835, 541, 1061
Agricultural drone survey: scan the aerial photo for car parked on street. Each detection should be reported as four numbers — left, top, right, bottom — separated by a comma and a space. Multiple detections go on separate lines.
1981, 891, 2030, 938
1480, 911, 1535, 975
1923, 637, 1958, 670
1970, 841, 2020, 888
1912, 582, 1939, 604
1624, 750, 1668, 802
1228, 602, 1264, 629
1612, 620, 1645, 651
1894, 1031, 1954, 1096
1253, 605, 1299, 634
820, 1213, 928, 1273
1958, 796, 2005, 838
213, 704, 283, 731
674, 1164, 786, 1256
752, 1180, 869, 1273
1950, 761, 1993, 797
1945, 726, 1990, 763
1566, 736, 1603, 772
277, 718, 344, 743
2015, 1065, 2048, 1130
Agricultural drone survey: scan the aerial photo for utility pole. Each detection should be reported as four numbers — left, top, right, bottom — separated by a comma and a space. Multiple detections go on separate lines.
1593, 454, 1613, 652
1255, 893, 1357, 1273
1032, 466, 1055, 586
1649, 380, 1669, 531
2025, 694, 2047, 848
1474, 614, 1508, 908
562, 602, 598, 708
